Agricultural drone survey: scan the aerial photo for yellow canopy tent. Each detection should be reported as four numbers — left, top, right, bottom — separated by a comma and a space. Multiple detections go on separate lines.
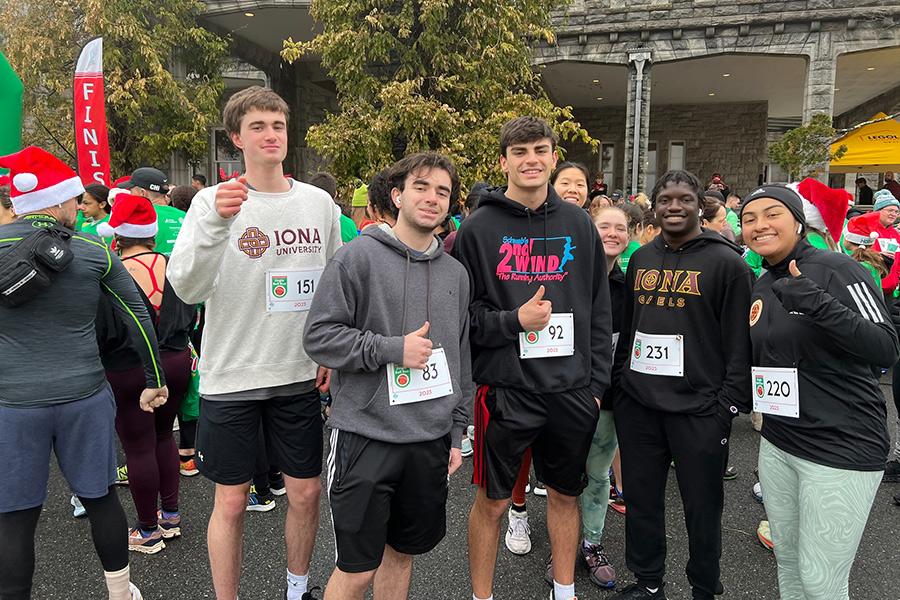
830, 113, 900, 173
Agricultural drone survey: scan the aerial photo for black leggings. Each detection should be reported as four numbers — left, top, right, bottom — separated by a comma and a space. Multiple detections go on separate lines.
179, 417, 198, 450
0, 489, 127, 599
892, 359, 900, 417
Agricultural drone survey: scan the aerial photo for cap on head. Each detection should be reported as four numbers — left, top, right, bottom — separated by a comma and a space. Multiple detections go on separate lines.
0, 146, 84, 214
873, 189, 900, 211
740, 185, 806, 231
127, 167, 169, 194
96, 193, 158, 238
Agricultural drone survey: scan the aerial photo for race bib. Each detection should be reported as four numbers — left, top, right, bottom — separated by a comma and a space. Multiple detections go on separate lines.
519, 313, 575, 359
266, 268, 323, 312
881, 238, 899, 255
387, 347, 454, 406
629, 331, 684, 377
752, 366, 799, 419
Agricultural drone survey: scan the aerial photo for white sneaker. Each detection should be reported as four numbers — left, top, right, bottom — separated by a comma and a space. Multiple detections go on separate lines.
461, 437, 473, 458
466, 425, 475, 440
533, 482, 547, 497
504, 507, 532, 555
130, 582, 143, 600
70, 495, 86, 518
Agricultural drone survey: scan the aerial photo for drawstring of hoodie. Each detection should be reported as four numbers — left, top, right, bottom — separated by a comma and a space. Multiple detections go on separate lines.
398, 249, 433, 341
399, 251, 411, 335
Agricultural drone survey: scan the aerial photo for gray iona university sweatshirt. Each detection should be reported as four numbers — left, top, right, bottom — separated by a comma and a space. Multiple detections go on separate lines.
304, 224, 473, 448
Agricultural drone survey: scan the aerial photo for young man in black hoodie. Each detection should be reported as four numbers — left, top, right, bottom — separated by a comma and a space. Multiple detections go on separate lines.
454, 117, 612, 600
608, 170, 753, 600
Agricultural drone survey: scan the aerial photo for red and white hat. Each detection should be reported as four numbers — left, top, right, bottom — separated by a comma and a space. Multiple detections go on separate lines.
787, 178, 852, 245
96, 193, 158, 238
845, 211, 882, 248
0, 146, 85, 214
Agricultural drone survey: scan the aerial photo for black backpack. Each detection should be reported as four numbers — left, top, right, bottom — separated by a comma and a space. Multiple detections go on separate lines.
0, 226, 74, 308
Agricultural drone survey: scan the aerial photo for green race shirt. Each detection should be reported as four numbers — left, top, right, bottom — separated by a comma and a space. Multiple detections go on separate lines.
619, 239, 641, 274
340, 214, 358, 244
79, 213, 113, 247
154, 205, 186, 255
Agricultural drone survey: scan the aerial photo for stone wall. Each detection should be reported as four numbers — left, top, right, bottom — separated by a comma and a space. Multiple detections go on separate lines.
565, 101, 767, 195
553, 1, 900, 32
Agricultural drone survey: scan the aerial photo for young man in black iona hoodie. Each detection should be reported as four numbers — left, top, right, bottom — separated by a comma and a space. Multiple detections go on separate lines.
608, 170, 753, 600
454, 117, 612, 600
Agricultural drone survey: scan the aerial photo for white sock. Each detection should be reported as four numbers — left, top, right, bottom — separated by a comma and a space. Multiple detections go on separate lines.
286, 569, 309, 599
553, 580, 575, 600
104, 566, 131, 600
473, 595, 492, 600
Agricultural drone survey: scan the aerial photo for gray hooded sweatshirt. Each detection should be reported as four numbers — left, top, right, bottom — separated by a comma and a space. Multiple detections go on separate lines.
303, 225, 472, 448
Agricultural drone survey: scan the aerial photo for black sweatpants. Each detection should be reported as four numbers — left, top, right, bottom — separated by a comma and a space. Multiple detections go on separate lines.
614, 393, 732, 599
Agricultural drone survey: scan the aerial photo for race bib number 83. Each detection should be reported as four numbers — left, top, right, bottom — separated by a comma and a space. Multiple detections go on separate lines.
387, 348, 454, 406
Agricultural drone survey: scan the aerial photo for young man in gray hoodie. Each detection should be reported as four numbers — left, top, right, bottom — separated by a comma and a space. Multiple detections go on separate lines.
303, 152, 473, 600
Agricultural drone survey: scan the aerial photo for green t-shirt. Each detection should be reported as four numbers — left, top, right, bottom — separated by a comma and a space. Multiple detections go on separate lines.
79, 213, 113, 246
725, 208, 740, 237
340, 214, 358, 244
744, 249, 763, 279
861, 261, 882, 288
619, 239, 641, 274
154, 205, 186, 255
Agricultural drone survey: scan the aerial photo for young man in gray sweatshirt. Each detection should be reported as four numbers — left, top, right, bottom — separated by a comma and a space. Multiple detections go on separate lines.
304, 152, 473, 600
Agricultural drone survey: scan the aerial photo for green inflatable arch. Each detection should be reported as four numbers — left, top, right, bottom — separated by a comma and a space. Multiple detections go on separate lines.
0, 51, 23, 172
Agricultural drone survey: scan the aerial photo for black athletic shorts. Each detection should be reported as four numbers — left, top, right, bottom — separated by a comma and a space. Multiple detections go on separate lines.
196, 390, 323, 485
327, 430, 451, 573
474, 386, 599, 499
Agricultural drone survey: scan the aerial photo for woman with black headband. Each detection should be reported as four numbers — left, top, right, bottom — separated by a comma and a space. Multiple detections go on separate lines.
740, 184, 899, 600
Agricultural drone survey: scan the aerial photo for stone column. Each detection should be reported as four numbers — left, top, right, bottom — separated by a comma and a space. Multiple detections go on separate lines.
803, 33, 836, 123
624, 49, 652, 195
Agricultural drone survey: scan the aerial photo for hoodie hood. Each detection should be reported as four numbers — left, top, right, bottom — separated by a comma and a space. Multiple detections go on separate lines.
479, 184, 564, 216
363, 222, 443, 261
651, 228, 744, 256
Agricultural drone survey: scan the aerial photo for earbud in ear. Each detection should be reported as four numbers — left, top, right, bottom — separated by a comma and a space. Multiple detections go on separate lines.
796, 223, 803, 234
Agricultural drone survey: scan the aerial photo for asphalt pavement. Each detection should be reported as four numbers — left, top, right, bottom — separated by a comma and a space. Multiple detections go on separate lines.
32, 382, 900, 599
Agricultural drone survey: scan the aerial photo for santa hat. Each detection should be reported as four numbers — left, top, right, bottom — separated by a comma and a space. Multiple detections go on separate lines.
845, 211, 882, 248
0, 146, 84, 215
96, 193, 158, 238
0, 175, 9, 187
787, 178, 852, 245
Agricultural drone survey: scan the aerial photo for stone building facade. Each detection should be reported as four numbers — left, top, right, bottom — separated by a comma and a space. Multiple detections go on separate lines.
540, 1, 900, 195
194, 1, 900, 197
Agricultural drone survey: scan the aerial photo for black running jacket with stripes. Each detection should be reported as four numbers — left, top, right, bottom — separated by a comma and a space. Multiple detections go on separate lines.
751, 239, 899, 471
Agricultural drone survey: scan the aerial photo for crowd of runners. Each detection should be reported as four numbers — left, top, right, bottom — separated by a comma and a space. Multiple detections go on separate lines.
2, 86, 900, 600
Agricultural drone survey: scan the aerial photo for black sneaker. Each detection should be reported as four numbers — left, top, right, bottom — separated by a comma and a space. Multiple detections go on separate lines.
893, 492, 900, 506
269, 471, 287, 496
610, 583, 667, 599
883, 460, 900, 483
723, 466, 738, 480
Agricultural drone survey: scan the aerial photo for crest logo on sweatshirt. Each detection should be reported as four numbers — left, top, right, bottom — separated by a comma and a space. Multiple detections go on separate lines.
749, 299, 763, 327
495, 236, 575, 283
238, 227, 270, 259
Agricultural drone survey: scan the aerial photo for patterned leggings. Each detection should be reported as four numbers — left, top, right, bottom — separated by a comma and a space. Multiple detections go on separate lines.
758, 437, 882, 600
579, 410, 618, 544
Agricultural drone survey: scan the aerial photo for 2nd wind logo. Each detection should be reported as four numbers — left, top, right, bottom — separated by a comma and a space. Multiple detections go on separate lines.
496, 236, 575, 283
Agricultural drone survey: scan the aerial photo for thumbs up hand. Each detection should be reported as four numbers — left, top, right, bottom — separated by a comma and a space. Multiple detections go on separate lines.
402, 321, 433, 370
518, 285, 553, 331
215, 176, 249, 219
788, 260, 802, 278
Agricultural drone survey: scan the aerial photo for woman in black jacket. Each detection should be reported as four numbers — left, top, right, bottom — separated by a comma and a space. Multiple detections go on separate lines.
740, 185, 899, 600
